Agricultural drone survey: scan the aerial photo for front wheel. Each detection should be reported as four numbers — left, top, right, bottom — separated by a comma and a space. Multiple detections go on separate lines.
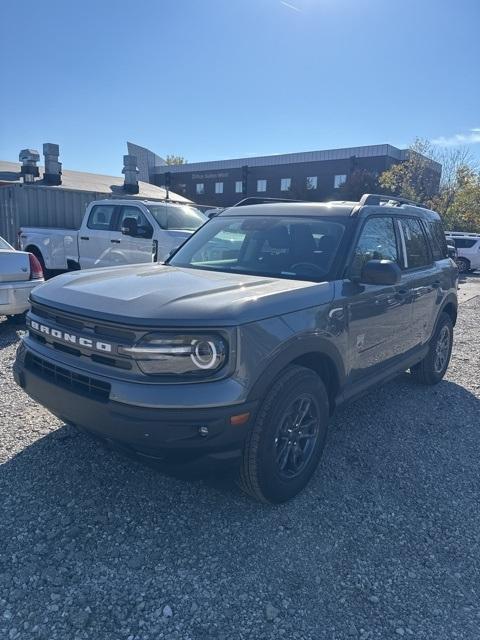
410, 312, 453, 385
238, 365, 329, 503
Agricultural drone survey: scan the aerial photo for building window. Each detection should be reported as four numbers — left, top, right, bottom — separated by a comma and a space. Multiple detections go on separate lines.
235, 181, 243, 193
215, 182, 223, 194
257, 179, 267, 192
306, 176, 317, 190
280, 178, 291, 192
334, 174, 347, 189
196, 183, 205, 195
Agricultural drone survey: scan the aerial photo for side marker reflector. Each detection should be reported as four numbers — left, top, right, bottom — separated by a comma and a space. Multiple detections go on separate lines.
230, 412, 250, 426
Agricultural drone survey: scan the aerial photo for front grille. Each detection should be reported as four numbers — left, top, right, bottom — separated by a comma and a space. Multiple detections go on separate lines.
30, 303, 136, 342
28, 303, 135, 370
25, 353, 111, 401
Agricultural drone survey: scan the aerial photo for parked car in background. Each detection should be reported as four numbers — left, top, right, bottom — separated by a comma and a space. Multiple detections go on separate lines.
445, 232, 480, 273
18, 199, 208, 276
0, 236, 44, 320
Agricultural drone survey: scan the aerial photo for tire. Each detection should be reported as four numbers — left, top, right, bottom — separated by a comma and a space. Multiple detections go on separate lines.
238, 365, 329, 503
410, 312, 453, 385
456, 257, 470, 274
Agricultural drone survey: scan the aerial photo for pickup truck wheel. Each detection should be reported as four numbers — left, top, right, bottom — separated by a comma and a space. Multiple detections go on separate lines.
238, 365, 329, 503
410, 312, 453, 385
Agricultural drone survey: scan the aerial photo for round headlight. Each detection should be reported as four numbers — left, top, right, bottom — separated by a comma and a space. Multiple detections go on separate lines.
119, 333, 227, 376
191, 339, 218, 369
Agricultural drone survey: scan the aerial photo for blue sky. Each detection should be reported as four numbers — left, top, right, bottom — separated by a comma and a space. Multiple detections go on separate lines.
1, 0, 479, 175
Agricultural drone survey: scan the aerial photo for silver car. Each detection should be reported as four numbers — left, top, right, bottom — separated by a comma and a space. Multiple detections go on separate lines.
0, 236, 44, 319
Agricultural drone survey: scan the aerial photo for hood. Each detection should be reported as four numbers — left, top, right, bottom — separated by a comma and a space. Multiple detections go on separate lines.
30, 264, 334, 327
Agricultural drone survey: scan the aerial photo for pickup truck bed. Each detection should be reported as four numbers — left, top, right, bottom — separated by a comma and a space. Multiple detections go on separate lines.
19, 227, 79, 272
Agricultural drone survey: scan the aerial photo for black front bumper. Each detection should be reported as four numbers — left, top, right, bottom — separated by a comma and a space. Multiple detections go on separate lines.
14, 344, 256, 470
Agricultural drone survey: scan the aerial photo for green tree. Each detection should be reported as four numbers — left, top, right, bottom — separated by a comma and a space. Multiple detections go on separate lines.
439, 166, 480, 232
379, 138, 440, 203
165, 154, 186, 165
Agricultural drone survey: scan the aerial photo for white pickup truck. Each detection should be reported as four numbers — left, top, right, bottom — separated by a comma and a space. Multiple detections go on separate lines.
19, 199, 208, 274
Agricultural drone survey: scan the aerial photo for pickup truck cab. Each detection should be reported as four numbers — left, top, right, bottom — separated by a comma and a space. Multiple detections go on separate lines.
14, 194, 458, 503
19, 199, 207, 274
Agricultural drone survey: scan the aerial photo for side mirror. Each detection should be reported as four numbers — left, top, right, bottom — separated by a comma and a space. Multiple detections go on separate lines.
121, 217, 138, 237
360, 259, 401, 285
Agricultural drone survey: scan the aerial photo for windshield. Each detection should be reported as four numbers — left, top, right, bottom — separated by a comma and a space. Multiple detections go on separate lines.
146, 203, 207, 231
169, 215, 346, 282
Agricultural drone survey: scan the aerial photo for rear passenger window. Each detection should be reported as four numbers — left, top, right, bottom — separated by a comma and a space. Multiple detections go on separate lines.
351, 216, 399, 277
400, 218, 430, 269
87, 205, 115, 231
454, 238, 477, 249
426, 221, 448, 260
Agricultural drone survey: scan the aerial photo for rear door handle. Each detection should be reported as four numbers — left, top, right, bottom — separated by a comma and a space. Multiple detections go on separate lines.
80, 236, 89, 241
110, 239, 121, 244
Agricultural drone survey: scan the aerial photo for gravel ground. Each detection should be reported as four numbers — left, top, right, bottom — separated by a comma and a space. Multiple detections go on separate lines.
1, 278, 479, 640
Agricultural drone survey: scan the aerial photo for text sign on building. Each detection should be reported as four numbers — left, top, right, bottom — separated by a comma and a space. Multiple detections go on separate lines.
191, 172, 230, 180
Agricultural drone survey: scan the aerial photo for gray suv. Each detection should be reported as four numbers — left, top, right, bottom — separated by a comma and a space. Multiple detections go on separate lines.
14, 194, 458, 503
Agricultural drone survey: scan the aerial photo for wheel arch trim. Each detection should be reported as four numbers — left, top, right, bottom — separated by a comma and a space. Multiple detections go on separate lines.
246, 336, 345, 409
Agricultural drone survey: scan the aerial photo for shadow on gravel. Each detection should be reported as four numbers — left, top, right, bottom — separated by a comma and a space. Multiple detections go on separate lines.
458, 271, 480, 283
0, 319, 24, 350
1, 375, 480, 638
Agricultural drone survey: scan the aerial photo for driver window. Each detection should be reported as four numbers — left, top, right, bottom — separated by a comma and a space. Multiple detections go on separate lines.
351, 217, 398, 277
118, 207, 153, 239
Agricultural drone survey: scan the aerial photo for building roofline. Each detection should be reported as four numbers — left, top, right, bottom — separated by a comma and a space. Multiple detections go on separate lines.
148, 143, 441, 175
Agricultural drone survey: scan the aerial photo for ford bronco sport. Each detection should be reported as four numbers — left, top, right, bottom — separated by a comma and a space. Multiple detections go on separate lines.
14, 194, 458, 503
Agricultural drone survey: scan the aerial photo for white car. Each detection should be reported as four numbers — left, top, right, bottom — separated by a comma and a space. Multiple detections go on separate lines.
0, 236, 44, 319
445, 232, 480, 273
18, 199, 208, 274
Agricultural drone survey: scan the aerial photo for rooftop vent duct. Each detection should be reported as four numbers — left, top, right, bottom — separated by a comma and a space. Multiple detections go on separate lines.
43, 143, 62, 185
122, 154, 139, 194
19, 149, 40, 183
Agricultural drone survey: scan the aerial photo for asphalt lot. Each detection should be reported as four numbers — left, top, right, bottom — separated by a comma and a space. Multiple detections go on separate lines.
1, 276, 479, 640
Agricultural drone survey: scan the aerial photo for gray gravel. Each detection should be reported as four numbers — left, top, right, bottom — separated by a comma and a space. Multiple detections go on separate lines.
1, 279, 480, 640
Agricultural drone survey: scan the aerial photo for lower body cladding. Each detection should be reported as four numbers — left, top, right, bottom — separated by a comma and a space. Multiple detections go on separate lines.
13, 341, 257, 472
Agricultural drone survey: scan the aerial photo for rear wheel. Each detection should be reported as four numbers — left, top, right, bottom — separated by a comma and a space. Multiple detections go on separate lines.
238, 365, 329, 503
410, 312, 453, 385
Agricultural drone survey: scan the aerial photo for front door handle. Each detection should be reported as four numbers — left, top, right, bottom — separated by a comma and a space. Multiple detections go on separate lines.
80, 236, 89, 241
110, 239, 121, 244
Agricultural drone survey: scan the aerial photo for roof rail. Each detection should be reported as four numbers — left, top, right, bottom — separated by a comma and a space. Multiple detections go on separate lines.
445, 231, 480, 237
232, 196, 305, 207
358, 193, 429, 209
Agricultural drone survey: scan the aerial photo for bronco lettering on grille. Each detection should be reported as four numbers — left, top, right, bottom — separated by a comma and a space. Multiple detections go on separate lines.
29, 320, 113, 353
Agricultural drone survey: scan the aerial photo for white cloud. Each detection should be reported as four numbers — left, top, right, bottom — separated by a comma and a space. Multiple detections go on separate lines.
432, 128, 480, 146
280, 1, 302, 12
